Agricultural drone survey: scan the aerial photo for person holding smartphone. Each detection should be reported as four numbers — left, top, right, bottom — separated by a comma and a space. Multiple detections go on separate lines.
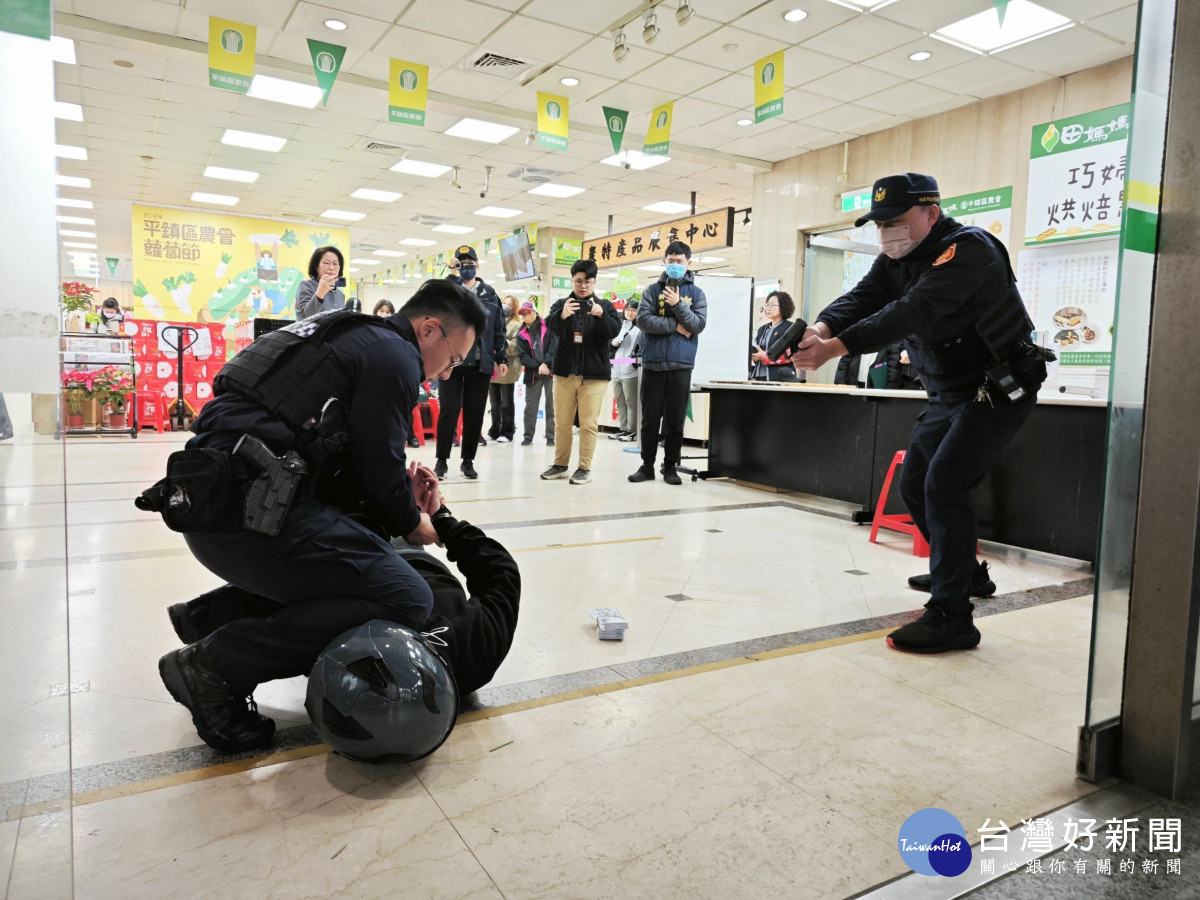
296, 245, 346, 319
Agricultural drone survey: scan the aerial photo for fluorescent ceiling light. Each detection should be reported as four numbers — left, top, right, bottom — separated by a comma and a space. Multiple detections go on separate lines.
783, 9, 808, 22
445, 118, 520, 144
390, 159, 451, 177
351, 188, 403, 202
204, 165, 259, 183
54, 101, 83, 121
55, 198, 93, 208
58, 230, 96, 238
600, 151, 670, 170
55, 174, 91, 189
474, 206, 523, 218
55, 144, 87, 160
934, 1, 1072, 53
527, 183, 586, 198
57, 215, 94, 225
320, 209, 366, 221
432, 224, 475, 234
399, 238, 438, 247
62, 241, 97, 248
698, 256, 725, 263
247, 74, 323, 109
190, 192, 238, 206
221, 129, 287, 152
372, 250, 407, 257
909, 51, 932, 61
348, 268, 360, 274
643, 201, 692, 214
50, 37, 76, 64
324, 18, 348, 31
349, 258, 380, 265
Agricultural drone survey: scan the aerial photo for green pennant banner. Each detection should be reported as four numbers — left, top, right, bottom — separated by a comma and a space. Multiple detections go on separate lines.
306, 39, 346, 106
993, 0, 1010, 26
602, 106, 629, 156
106, 257, 119, 275
1, 0, 51, 39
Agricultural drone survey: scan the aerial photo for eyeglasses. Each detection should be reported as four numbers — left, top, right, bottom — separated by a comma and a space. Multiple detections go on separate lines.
439, 324, 465, 368
572, 277, 595, 286
764, 301, 780, 308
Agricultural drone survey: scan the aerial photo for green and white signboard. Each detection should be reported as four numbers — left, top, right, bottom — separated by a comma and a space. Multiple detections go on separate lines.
942, 186, 1013, 249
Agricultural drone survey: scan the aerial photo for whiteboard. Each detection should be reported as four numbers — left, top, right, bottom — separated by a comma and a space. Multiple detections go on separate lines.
691, 275, 754, 385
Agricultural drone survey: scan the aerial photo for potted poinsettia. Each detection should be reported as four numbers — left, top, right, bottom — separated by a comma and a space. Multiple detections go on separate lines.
61, 369, 89, 428
61, 281, 96, 332
92, 366, 133, 429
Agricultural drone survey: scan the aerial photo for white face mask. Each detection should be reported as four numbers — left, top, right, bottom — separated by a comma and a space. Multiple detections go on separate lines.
879, 223, 920, 260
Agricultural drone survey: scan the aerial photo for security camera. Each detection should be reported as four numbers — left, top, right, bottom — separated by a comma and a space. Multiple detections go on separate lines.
479, 165, 493, 200
480, 190, 488, 199
623, 161, 632, 170
449, 166, 461, 190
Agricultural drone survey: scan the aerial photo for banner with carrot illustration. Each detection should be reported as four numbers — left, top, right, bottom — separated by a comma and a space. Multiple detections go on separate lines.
130, 205, 350, 325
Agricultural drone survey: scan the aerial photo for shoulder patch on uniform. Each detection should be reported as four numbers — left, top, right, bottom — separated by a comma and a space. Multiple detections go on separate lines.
933, 243, 957, 266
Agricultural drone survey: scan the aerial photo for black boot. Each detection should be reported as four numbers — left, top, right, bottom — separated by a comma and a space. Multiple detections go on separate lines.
159, 644, 275, 752
434, 458, 448, 479
907, 560, 996, 597
460, 460, 478, 479
886, 605, 981, 654
168, 602, 208, 644
628, 465, 655, 483
661, 463, 682, 485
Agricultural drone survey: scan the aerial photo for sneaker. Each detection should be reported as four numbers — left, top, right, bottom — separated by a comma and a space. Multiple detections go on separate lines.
497, 436, 511, 443
168, 601, 207, 644
618, 432, 637, 443
628, 465, 655, 483
607, 431, 623, 441
546, 438, 555, 447
886, 606, 981, 654
568, 468, 591, 485
433, 459, 448, 479
908, 560, 996, 597
159, 644, 275, 753
521, 437, 533, 446
452, 437, 460, 448
478, 435, 488, 446
661, 465, 682, 486
541, 465, 569, 480
407, 436, 420, 449
461, 460, 478, 479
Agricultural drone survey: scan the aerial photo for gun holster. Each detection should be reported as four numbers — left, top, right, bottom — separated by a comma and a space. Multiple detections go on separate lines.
234, 435, 309, 537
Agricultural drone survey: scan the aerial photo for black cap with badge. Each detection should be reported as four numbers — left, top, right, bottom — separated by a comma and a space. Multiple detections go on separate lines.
454, 244, 478, 261
854, 173, 940, 227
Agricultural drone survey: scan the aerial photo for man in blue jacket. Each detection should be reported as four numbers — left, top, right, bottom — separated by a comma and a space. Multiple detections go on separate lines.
629, 241, 708, 486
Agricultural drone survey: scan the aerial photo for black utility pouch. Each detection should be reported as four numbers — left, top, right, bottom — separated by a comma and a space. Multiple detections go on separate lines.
134, 448, 234, 533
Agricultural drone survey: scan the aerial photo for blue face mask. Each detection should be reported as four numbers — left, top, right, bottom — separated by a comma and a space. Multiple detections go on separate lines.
664, 263, 687, 280
460, 265, 477, 281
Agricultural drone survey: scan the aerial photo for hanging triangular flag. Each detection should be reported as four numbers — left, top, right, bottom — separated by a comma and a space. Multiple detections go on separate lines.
602, 106, 629, 156
307, 39, 346, 106
993, 0, 1010, 26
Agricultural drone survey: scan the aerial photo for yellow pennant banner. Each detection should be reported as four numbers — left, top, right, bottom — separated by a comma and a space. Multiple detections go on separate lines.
208, 17, 256, 93
643, 101, 674, 156
754, 50, 784, 123
537, 92, 569, 152
389, 59, 429, 126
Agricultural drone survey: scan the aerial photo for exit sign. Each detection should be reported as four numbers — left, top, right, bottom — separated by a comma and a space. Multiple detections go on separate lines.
840, 190, 871, 213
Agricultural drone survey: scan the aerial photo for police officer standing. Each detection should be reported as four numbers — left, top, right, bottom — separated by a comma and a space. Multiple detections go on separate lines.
140, 280, 485, 753
793, 173, 1050, 655
435, 245, 507, 480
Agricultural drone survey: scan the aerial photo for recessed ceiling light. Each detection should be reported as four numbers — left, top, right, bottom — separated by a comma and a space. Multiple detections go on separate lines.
190, 192, 238, 206
390, 159, 452, 177
55, 144, 88, 161
909, 51, 933, 61
783, 8, 808, 22
432, 224, 475, 234
399, 238, 438, 247
50, 36, 76, 65
55, 198, 93, 208
59, 229, 96, 238
934, 1, 1072, 53
221, 129, 287, 152
62, 241, 97, 249
373, 250, 407, 257
54, 102, 83, 122
736, 118, 753, 127
528, 183, 586, 198
643, 200, 692, 214
349, 258, 380, 265
112, 59, 135, 69
351, 188, 403, 202
55, 175, 91, 189
348, 268, 360, 274
446, 118, 520, 144
601, 151, 670, 171
321, 209, 366, 221
56, 215, 94, 225
204, 165, 260, 183
324, 18, 348, 31
474, 206, 523, 218
560, 76, 580, 86
247, 75, 323, 108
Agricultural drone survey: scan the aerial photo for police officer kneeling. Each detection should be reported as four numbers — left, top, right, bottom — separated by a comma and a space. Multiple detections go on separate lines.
793, 173, 1052, 655
136, 280, 484, 752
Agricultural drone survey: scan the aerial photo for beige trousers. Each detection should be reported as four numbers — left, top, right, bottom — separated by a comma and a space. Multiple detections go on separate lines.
552, 375, 608, 470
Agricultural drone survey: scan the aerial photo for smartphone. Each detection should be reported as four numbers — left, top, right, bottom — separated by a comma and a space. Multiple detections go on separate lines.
666, 277, 680, 290
335, 276, 347, 288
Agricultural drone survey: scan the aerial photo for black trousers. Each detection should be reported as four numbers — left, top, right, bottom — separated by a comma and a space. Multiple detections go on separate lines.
436, 366, 491, 461
487, 382, 515, 439
640, 368, 691, 467
183, 497, 433, 693
899, 392, 1035, 617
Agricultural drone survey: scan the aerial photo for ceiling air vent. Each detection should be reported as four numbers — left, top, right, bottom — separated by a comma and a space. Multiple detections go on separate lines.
460, 50, 547, 84
360, 140, 412, 155
411, 214, 449, 227
507, 166, 562, 185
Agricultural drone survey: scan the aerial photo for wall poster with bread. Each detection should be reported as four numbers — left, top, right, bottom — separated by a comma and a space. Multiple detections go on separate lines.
942, 187, 1012, 250
1024, 103, 1129, 246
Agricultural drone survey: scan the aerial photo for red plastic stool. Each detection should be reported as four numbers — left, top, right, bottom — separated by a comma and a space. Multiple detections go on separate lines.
412, 398, 439, 447
869, 450, 929, 558
136, 391, 169, 434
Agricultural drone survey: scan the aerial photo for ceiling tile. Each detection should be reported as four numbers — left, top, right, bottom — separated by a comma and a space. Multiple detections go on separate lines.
874, 0, 994, 33
1037, 0, 1136, 20
564, 35, 666, 82
1083, 7, 1139, 43
281, 3, 399, 52
625, 57, 728, 94
731, 0, 858, 42
684, 26, 796, 74
860, 38, 980, 80
800, 15, 924, 64
430, 68, 532, 104
777, 90, 841, 123
917, 55, 1041, 96
478, 17, 593, 62
801, 65, 905, 104
995, 26, 1124, 72
75, 41, 168, 80
397, 0, 513, 38
371, 31, 477, 72
782, 46, 852, 88
856, 80, 960, 116
689, 74, 754, 108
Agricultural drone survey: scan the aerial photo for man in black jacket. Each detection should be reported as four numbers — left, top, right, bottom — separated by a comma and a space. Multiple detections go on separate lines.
435, 245, 508, 481
794, 173, 1045, 655
541, 259, 620, 485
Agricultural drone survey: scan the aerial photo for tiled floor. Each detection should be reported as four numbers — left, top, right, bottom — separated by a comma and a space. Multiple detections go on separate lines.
0, 409, 1130, 899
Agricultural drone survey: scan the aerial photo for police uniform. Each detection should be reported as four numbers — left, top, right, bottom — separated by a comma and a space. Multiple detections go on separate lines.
158, 309, 435, 696
436, 245, 507, 477
816, 173, 1048, 653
